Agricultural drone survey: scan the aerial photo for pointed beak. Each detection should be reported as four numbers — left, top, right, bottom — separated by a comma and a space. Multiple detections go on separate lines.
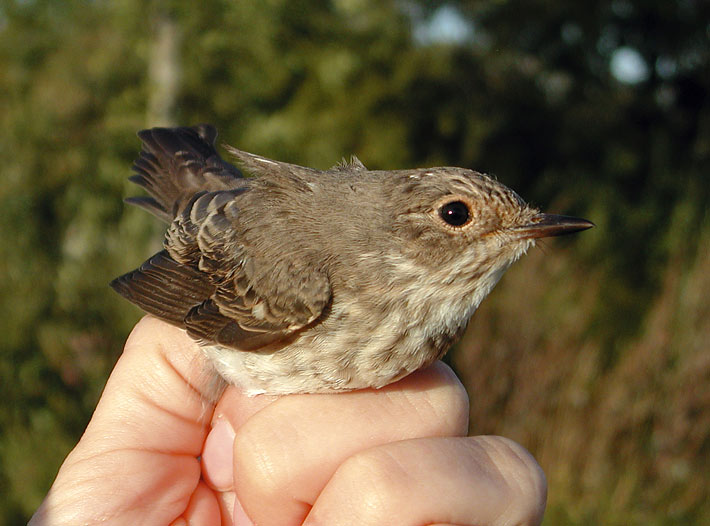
513, 214, 595, 239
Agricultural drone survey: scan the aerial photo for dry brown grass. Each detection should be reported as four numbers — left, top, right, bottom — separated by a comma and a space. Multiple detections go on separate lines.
452, 231, 710, 524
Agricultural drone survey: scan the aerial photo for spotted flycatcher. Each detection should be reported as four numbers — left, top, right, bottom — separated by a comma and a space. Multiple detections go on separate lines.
111, 125, 593, 395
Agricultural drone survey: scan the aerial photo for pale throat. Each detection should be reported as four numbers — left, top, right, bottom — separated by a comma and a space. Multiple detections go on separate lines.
397, 237, 536, 337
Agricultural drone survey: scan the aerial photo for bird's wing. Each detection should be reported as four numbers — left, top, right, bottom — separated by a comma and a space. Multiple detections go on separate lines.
112, 189, 331, 351
127, 124, 244, 222
110, 249, 215, 326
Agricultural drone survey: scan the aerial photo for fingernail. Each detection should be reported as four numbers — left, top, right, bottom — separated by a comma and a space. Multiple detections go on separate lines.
233, 496, 255, 526
201, 418, 236, 491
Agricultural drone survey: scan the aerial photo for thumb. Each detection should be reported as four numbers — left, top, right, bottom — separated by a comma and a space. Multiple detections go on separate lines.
31, 316, 219, 525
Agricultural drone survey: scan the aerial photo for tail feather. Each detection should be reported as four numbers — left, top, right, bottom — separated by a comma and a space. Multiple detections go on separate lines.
126, 125, 244, 222
123, 196, 169, 221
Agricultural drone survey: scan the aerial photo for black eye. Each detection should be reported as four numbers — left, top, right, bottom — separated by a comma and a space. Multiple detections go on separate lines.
439, 200, 471, 227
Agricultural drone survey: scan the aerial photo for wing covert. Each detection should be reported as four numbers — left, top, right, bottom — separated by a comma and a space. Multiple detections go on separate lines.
162, 187, 331, 350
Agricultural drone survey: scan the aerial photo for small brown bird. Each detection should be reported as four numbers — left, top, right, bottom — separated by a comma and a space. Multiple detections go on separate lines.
112, 125, 593, 395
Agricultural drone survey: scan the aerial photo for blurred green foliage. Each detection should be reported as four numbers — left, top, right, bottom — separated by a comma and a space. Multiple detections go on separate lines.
0, 0, 708, 524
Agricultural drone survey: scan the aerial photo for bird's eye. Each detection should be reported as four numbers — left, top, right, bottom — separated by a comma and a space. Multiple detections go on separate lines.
438, 200, 471, 227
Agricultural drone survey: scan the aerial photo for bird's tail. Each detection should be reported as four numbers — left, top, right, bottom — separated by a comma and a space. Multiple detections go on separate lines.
126, 124, 244, 222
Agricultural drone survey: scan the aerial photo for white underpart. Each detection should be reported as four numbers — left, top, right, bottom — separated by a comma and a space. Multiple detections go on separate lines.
386, 236, 535, 337
203, 237, 536, 396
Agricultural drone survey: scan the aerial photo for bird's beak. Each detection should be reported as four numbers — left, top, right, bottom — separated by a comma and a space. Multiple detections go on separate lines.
513, 214, 595, 239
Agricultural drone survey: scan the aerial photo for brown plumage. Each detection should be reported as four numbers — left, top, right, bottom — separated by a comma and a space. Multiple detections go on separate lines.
112, 124, 593, 395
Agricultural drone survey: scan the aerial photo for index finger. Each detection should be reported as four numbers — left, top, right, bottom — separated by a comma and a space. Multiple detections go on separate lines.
215, 361, 470, 526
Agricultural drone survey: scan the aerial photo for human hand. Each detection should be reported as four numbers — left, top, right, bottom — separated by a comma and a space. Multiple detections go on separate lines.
30, 316, 546, 525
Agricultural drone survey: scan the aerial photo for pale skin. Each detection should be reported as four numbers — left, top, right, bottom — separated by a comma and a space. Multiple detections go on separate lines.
30, 316, 547, 526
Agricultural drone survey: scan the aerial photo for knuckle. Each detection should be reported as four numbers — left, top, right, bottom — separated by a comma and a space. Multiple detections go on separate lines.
332, 449, 408, 521
232, 426, 283, 496
418, 363, 470, 435
482, 436, 547, 525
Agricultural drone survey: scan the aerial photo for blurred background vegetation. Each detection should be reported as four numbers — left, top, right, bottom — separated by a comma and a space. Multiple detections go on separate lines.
1, 0, 708, 524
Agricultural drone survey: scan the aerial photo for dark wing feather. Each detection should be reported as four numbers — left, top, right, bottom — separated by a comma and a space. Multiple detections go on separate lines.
128, 124, 244, 222
184, 299, 294, 351
173, 190, 331, 349
110, 250, 214, 325
115, 186, 331, 351
114, 125, 331, 351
